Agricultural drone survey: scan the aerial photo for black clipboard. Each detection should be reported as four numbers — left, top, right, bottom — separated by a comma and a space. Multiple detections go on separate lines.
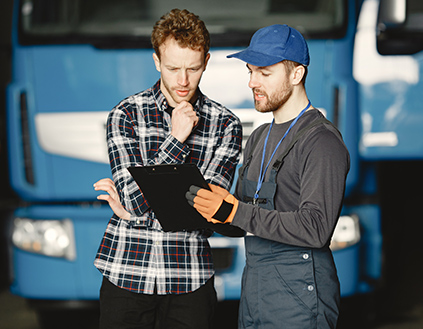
127, 164, 244, 237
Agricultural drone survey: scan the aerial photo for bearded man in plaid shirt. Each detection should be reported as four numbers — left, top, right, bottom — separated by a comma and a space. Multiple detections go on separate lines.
93, 8, 242, 329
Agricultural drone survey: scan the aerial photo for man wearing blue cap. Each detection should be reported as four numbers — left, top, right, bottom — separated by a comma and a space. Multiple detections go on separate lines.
186, 24, 350, 328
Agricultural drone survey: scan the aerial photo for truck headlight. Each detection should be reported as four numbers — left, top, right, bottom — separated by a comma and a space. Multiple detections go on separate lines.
12, 218, 76, 260
330, 215, 360, 251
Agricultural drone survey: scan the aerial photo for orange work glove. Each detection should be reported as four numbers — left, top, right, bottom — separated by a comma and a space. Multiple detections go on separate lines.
186, 184, 239, 224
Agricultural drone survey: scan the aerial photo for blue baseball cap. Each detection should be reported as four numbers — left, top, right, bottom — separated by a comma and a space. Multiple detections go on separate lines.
227, 24, 309, 66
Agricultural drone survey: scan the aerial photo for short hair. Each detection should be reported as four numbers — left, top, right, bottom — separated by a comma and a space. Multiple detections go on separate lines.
151, 9, 210, 60
283, 60, 308, 85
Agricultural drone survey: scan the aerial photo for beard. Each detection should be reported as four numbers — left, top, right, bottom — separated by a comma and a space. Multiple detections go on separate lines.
253, 82, 293, 113
161, 78, 196, 106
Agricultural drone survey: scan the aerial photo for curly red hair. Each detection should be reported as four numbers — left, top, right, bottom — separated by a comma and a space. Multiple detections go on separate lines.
151, 9, 210, 60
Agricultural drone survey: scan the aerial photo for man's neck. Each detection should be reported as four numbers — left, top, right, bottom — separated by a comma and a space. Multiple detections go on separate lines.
273, 90, 311, 124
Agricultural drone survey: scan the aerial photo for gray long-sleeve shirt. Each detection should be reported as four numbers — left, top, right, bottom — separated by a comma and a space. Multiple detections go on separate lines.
232, 109, 350, 249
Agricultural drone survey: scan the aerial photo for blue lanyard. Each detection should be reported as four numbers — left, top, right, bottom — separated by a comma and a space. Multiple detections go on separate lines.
254, 100, 311, 201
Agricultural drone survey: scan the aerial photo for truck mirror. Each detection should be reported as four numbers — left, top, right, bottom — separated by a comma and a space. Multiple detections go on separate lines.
377, 0, 406, 30
377, 0, 423, 55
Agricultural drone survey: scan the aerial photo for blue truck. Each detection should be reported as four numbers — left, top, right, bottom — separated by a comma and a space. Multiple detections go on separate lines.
5, 0, 423, 327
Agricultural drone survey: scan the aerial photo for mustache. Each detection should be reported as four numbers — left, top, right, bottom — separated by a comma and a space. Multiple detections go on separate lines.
252, 88, 266, 95
252, 89, 268, 100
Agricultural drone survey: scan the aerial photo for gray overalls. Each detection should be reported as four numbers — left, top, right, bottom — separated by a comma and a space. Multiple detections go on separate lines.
237, 119, 340, 329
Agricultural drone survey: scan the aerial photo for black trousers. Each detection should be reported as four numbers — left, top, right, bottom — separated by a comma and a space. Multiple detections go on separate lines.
99, 276, 217, 329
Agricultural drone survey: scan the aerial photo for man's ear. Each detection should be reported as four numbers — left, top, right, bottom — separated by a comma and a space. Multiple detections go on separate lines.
203, 53, 211, 72
292, 65, 305, 85
153, 53, 161, 72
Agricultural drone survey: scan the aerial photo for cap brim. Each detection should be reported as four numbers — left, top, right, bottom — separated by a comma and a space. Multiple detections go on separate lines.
227, 49, 284, 67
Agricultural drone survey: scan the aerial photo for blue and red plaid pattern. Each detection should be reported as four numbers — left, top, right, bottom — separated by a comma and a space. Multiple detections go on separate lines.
95, 80, 242, 294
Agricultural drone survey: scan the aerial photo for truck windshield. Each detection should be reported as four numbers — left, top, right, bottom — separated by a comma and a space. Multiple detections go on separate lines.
19, 0, 347, 47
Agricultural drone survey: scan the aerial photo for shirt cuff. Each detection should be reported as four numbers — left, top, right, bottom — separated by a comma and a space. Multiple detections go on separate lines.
160, 134, 190, 163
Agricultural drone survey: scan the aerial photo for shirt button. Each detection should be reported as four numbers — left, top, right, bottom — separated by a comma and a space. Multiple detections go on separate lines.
155, 241, 160, 246
136, 220, 141, 225
308, 285, 314, 292
302, 253, 309, 260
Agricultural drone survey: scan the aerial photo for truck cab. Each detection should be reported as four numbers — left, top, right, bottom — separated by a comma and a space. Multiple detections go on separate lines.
9, 0, 423, 327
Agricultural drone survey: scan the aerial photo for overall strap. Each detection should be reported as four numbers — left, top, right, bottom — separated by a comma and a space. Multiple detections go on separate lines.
239, 117, 335, 179
239, 123, 270, 179
272, 117, 332, 172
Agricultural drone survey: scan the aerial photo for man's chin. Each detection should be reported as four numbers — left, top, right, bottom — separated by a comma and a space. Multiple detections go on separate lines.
254, 103, 273, 114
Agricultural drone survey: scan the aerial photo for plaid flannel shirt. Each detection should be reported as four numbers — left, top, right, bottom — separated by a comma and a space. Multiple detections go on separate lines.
94, 80, 242, 294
